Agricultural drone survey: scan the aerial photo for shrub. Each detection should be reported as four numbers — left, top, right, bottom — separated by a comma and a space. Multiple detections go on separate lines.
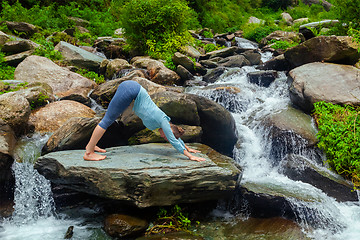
313, 101, 360, 188
204, 43, 217, 53
242, 25, 280, 43
269, 40, 298, 50
0, 52, 15, 80
122, 0, 195, 59
33, 40, 63, 61
262, 0, 292, 11
333, 0, 360, 28
75, 68, 105, 84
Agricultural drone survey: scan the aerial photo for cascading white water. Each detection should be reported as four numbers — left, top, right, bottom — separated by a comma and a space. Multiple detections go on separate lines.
187, 63, 360, 239
0, 134, 108, 240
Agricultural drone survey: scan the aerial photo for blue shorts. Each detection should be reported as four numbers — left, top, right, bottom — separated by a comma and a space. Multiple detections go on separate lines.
99, 80, 141, 130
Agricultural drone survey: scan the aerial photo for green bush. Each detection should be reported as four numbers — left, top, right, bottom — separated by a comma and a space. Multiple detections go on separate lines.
333, 0, 360, 28
313, 101, 360, 188
75, 68, 105, 84
33, 39, 63, 61
204, 43, 217, 53
0, 52, 15, 80
243, 24, 280, 43
262, 0, 292, 10
122, 0, 196, 59
269, 40, 298, 50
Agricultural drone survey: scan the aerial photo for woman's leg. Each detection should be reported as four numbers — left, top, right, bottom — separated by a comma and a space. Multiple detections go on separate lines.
84, 125, 107, 161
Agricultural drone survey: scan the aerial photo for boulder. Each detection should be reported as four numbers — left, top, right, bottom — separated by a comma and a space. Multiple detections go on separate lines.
184, 79, 208, 87
187, 94, 238, 156
199, 59, 218, 69
267, 106, 318, 146
241, 50, 262, 65
247, 71, 278, 87
4, 50, 34, 67
284, 36, 360, 68
105, 58, 133, 80
176, 65, 194, 81
147, 61, 181, 86
180, 45, 201, 59
54, 41, 105, 71
280, 154, 358, 202
131, 57, 157, 69
248, 16, 265, 25
219, 55, 250, 68
90, 75, 165, 108
260, 31, 304, 48
128, 125, 202, 145
42, 117, 101, 154
17, 82, 55, 109
299, 20, 339, 30
199, 46, 240, 60
203, 67, 226, 83
172, 52, 196, 74
0, 31, 10, 46
6, 21, 38, 37
29, 100, 96, 133
293, 18, 309, 25
1, 40, 39, 54
281, 12, 293, 25
34, 143, 241, 208
151, 91, 201, 126
0, 120, 16, 183
14, 55, 96, 99
259, 54, 290, 71
288, 62, 360, 112
104, 214, 149, 238
0, 92, 31, 136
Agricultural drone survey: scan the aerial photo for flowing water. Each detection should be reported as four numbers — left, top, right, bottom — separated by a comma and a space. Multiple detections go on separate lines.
187, 61, 360, 240
0, 134, 110, 240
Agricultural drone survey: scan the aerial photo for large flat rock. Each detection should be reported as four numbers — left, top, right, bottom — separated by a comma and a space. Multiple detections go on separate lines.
35, 143, 241, 208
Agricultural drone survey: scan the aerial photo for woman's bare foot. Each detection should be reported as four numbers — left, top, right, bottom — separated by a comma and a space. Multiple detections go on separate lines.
95, 146, 106, 153
187, 148, 201, 153
83, 152, 106, 161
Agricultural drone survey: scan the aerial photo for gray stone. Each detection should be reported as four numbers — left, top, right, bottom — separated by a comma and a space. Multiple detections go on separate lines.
203, 67, 226, 83
280, 154, 358, 202
299, 20, 339, 30
180, 45, 201, 59
219, 55, 250, 68
4, 50, 34, 67
105, 58, 133, 79
199, 59, 218, 68
288, 62, 360, 112
55, 41, 105, 71
259, 54, 290, 71
241, 50, 262, 65
281, 12, 293, 25
172, 52, 196, 73
2, 40, 39, 54
200, 46, 239, 60
104, 214, 149, 238
34, 143, 241, 208
0, 31, 10, 46
6, 21, 38, 37
0, 120, 16, 183
284, 36, 360, 68
247, 71, 278, 87
176, 65, 194, 81
248, 16, 265, 25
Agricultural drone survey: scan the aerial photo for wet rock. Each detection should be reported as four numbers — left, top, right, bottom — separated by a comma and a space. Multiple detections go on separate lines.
29, 100, 95, 133
247, 70, 278, 87
0, 31, 10, 46
284, 36, 360, 68
203, 67, 226, 83
0, 92, 30, 136
0, 120, 16, 183
241, 50, 262, 65
42, 117, 101, 154
137, 231, 205, 240
267, 106, 318, 146
14, 55, 96, 100
104, 214, 149, 238
184, 79, 208, 87
259, 54, 290, 71
288, 62, 360, 112
2, 40, 39, 54
172, 52, 196, 74
6, 21, 38, 37
219, 55, 250, 68
35, 143, 241, 207
54, 41, 105, 71
280, 154, 358, 202
105, 58, 133, 80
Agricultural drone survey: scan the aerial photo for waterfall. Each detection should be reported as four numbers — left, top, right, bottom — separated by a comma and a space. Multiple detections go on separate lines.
187, 62, 360, 239
0, 134, 107, 240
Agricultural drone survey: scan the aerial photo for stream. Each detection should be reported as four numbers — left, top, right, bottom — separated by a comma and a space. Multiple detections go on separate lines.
1, 46, 360, 239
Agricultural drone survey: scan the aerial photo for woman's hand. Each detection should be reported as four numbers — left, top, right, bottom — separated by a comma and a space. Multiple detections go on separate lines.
187, 147, 201, 153
189, 155, 206, 162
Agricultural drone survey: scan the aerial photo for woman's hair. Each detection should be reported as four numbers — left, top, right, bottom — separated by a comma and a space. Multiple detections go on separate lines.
170, 123, 185, 139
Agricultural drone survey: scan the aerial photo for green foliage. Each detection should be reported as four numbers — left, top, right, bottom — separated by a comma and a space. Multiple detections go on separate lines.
30, 92, 50, 109
147, 205, 194, 235
242, 24, 280, 43
122, 0, 195, 59
164, 56, 177, 71
33, 40, 63, 61
75, 68, 105, 84
348, 26, 360, 52
0, 52, 15, 80
269, 40, 298, 50
204, 43, 217, 53
261, 0, 292, 11
0, 81, 28, 95
313, 101, 360, 188
202, 30, 213, 38
333, 0, 360, 28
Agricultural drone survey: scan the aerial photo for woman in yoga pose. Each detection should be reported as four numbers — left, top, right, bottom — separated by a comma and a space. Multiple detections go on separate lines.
84, 80, 206, 162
